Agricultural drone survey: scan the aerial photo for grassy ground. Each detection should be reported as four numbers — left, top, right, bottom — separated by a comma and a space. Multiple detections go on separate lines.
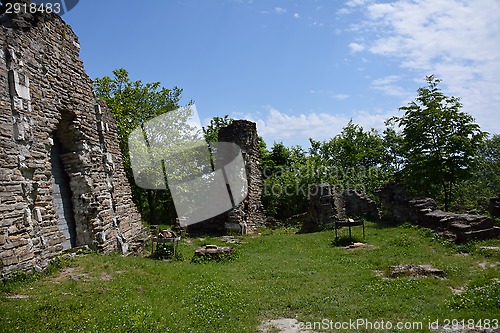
1, 221, 499, 333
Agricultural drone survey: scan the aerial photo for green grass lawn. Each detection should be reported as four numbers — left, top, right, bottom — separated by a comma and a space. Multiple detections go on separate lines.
1, 222, 499, 332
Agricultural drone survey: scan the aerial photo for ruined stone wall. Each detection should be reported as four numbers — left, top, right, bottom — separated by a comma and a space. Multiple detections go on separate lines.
490, 195, 500, 218
306, 185, 379, 229
0, 5, 146, 276
306, 185, 337, 229
378, 183, 500, 243
218, 120, 266, 233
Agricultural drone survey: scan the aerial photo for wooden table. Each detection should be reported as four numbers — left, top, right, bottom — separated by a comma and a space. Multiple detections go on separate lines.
335, 219, 365, 240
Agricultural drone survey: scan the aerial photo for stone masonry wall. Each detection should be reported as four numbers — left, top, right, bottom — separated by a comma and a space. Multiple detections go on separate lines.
306, 185, 379, 230
0, 3, 146, 276
218, 120, 266, 233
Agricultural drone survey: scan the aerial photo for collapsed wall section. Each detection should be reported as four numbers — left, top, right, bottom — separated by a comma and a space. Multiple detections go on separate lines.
0, 4, 146, 275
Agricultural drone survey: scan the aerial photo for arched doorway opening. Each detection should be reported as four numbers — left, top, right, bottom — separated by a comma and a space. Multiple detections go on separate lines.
51, 135, 77, 249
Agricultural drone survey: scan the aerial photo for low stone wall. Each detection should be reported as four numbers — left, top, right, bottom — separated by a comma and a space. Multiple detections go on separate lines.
378, 183, 500, 243
306, 182, 499, 242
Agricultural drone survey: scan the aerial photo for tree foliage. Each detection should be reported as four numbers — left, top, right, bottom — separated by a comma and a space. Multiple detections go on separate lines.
261, 76, 493, 219
391, 75, 487, 211
203, 115, 233, 144
261, 122, 394, 219
94, 68, 183, 225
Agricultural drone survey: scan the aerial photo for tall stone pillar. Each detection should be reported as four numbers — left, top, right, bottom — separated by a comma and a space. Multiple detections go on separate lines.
218, 120, 266, 233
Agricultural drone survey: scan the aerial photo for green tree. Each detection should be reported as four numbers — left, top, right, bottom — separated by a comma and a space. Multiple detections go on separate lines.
382, 120, 405, 175
260, 122, 391, 220
260, 142, 308, 218
308, 121, 390, 194
202, 115, 233, 144
94, 68, 183, 225
391, 75, 487, 211
481, 134, 500, 195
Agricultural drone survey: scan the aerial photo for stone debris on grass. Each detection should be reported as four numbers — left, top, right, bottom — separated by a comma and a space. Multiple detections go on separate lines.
220, 235, 242, 244
343, 242, 376, 250
448, 286, 465, 295
5, 294, 31, 299
479, 246, 500, 251
388, 264, 444, 278
194, 245, 233, 258
477, 261, 499, 269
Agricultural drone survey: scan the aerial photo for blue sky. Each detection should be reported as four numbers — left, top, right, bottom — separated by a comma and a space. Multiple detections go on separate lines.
63, 0, 500, 147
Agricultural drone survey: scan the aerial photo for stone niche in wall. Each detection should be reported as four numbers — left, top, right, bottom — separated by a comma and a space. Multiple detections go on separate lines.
0, 2, 147, 276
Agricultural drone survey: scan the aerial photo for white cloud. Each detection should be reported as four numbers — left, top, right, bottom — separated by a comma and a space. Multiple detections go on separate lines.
337, 8, 352, 15
274, 7, 286, 14
346, 0, 370, 7
310, 90, 350, 100
352, 0, 500, 134
370, 75, 410, 97
246, 106, 396, 147
293, 13, 300, 19
348, 42, 365, 53
333, 94, 350, 101
249, 107, 347, 146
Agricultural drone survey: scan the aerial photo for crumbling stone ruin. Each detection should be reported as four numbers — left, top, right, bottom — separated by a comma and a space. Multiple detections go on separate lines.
490, 195, 500, 217
1, 4, 146, 275
306, 183, 499, 243
219, 120, 266, 233
378, 183, 500, 243
306, 184, 379, 229
187, 120, 266, 235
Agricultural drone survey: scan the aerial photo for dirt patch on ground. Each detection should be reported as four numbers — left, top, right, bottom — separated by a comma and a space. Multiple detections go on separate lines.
50, 267, 116, 283
50, 267, 89, 283
100, 272, 112, 281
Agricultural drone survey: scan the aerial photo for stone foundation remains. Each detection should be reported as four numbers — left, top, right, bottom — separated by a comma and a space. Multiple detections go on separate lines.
0, 3, 146, 276
307, 183, 499, 243
378, 183, 500, 243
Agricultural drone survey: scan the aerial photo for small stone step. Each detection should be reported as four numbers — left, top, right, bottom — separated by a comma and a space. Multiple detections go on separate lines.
456, 226, 500, 243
